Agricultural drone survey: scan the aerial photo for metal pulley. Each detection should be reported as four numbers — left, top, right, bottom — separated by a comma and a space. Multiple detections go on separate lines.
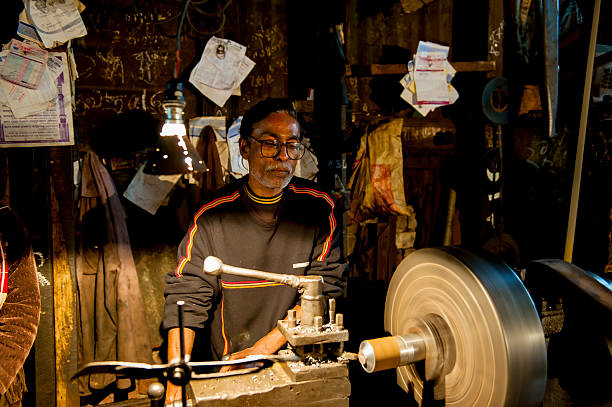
359, 247, 547, 406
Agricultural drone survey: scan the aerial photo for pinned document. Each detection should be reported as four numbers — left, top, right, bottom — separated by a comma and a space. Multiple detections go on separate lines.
189, 37, 255, 107
400, 41, 459, 116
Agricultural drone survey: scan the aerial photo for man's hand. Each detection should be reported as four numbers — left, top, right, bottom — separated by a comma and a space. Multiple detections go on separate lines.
219, 345, 267, 373
219, 305, 301, 372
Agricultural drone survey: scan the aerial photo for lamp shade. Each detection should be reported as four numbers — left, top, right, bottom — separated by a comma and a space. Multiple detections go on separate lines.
143, 80, 207, 175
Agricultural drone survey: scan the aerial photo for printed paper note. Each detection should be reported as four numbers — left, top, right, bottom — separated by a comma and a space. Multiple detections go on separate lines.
23, 0, 87, 48
0, 52, 74, 147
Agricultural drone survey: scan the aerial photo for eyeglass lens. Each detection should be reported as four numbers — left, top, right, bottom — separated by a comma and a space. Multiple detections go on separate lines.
256, 138, 305, 159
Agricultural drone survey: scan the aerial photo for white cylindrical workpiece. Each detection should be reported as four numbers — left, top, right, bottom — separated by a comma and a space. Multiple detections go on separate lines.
358, 334, 426, 373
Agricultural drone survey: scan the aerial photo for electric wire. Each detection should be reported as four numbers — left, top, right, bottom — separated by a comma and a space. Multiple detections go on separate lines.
190, 0, 231, 17
154, 0, 233, 43
153, 0, 232, 73
174, 0, 192, 78
186, 9, 226, 36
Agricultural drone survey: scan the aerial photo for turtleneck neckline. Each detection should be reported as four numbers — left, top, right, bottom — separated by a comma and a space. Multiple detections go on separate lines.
244, 184, 283, 205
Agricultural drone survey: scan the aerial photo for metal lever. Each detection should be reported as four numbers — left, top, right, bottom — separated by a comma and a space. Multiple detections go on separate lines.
203, 256, 324, 326
176, 301, 188, 407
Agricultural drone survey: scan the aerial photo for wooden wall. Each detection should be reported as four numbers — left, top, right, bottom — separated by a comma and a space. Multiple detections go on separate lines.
346, 0, 453, 114
71, 0, 292, 352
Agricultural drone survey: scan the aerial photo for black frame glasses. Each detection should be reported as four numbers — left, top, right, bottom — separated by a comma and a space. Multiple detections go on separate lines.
248, 136, 305, 160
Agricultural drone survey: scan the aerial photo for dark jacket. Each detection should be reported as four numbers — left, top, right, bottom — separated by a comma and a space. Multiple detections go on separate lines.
76, 152, 151, 394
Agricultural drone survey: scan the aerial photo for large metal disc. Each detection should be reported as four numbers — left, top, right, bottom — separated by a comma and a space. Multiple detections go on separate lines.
385, 247, 547, 406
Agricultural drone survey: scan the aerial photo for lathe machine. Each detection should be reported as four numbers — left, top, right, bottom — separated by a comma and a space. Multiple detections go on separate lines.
75, 246, 612, 406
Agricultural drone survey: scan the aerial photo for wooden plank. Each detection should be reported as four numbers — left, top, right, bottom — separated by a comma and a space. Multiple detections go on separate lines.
50, 178, 79, 407
487, 0, 504, 77
6, 148, 57, 407
345, 61, 496, 76
35, 253, 56, 407
452, 61, 497, 72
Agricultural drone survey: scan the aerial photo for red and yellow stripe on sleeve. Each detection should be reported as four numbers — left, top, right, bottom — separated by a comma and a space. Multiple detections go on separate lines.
221, 279, 284, 289
0, 239, 7, 296
174, 191, 240, 277
288, 184, 336, 261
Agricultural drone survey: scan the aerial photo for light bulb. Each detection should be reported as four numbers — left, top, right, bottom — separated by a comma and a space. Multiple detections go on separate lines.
161, 122, 187, 137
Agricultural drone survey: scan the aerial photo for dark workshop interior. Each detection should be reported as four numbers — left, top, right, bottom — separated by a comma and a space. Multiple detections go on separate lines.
0, 0, 610, 406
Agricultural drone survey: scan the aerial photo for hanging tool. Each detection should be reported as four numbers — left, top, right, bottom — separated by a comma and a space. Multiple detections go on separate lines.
539, 0, 559, 139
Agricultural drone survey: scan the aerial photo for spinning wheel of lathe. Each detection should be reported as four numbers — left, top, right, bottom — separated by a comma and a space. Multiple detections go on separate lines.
383, 247, 547, 406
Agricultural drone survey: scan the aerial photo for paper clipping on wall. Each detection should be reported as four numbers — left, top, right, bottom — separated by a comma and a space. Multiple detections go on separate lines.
123, 165, 181, 215
21, 0, 87, 49
189, 37, 255, 107
0, 39, 48, 89
400, 41, 458, 116
0, 50, 65, 118
0, 52, 74, 147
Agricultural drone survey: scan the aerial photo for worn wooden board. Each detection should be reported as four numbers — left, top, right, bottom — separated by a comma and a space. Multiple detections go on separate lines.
487, 0, 504, 77
50, 174, 79, 407
345, 61, 496, 76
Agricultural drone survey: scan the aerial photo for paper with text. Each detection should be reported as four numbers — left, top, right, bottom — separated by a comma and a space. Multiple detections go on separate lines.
23, 0, 87, 48
0, 39, 48, 89
189, 37, 255, 107
0, 52, 74, 147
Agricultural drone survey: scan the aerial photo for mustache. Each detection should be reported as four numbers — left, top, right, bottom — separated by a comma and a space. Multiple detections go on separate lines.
266, 164, 293, 172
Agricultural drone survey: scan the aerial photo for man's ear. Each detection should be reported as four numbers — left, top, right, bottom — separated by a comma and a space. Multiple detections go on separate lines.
239, 137, 249, 159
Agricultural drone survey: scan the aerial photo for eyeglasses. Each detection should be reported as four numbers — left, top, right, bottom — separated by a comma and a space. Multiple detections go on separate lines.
248, 136, 305, 160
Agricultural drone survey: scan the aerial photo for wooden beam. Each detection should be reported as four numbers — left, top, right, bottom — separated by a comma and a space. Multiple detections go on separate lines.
487, 0, 504, 77
345, 61, 496, 77
50, 169, 79, 407
451, 61, 497, 72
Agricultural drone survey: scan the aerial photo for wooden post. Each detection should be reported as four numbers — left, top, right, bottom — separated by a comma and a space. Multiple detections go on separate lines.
564, 0, 601, 262
50, 180, 78, 406
49, 149, 79, 406
487, 0, 504, 78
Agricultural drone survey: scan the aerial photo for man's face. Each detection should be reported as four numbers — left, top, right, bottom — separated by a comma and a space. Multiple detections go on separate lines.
240, 112, 300, 197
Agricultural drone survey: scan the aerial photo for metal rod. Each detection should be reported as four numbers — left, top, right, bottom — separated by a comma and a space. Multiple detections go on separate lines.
177, 300, 185, 362
443, 189, 457, 246
203, 257, 324, 326
564, 0, 601, 262
204, 257, 301, 288
177, 300, 187, 407
358, 334, 427, 373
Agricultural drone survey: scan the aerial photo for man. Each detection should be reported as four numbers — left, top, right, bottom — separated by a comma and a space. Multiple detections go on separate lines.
163, 98, 347, 403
